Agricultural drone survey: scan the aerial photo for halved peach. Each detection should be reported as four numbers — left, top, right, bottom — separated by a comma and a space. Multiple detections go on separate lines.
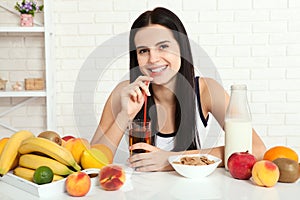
99, 165, 125, 191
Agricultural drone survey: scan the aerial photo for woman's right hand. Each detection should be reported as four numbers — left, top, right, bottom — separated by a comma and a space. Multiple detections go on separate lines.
120, 76, 153, 120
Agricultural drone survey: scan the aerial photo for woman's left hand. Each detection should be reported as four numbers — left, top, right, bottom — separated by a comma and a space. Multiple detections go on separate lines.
128, 143, 174, 172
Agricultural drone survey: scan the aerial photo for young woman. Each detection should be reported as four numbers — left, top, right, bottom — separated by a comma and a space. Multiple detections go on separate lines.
91, 7, 266, 171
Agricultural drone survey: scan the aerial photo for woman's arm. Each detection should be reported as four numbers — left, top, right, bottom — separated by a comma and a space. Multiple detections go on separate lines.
91, 81, 129, 154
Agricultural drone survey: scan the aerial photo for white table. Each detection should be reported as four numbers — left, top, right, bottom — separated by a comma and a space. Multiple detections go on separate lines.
0, 168, 299, 200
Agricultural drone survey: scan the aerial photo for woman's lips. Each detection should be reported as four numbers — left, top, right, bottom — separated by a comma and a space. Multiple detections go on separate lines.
148, 65, 167, 74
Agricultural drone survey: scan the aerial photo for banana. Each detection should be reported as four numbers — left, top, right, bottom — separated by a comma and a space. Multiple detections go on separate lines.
14, 166, 64, 182
19, 137, 81, 171
0, 130, 34, 176
19, 154, 75, 176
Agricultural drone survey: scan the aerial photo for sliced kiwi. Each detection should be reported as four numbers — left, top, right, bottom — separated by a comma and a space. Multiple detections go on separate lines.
273, 158, 299, 183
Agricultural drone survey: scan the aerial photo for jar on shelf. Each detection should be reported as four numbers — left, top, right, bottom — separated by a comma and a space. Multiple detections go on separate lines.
20, 14, 33, 27
0, 79, 8, 91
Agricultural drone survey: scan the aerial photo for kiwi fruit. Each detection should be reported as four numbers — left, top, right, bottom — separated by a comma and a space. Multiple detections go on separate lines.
38, 131, 63, 146
273, 158, 299, 183
298, 163, 300, 179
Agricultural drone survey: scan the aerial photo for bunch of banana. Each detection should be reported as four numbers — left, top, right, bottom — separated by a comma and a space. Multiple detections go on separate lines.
19, 154, 75, 176
13, 167, 64, 182
0, 130, 35, 176
18, 137, 81, 171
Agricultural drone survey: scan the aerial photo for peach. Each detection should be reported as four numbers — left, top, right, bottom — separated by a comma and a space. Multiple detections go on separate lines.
99, 165, 125, 191
252, 160, 279, 187
64, 138, 90, 164
65, 171, 91, 197
81, 148, 109, 169
63, 138, 75, 151
91, 144, 113, 164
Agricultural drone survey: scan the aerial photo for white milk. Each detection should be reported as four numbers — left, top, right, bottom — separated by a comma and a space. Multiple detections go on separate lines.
224, 119, 252, 170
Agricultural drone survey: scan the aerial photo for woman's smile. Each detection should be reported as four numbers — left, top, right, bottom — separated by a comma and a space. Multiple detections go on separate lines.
148, 65, 168, 76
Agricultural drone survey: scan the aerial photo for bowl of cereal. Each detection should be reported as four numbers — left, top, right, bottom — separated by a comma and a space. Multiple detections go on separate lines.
168, 154, 222, 179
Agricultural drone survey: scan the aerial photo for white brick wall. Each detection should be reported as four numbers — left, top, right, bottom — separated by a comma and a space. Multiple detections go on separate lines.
1, 0, 300, 155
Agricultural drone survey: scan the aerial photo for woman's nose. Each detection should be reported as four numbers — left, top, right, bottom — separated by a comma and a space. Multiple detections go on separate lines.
148, 49, 160, 63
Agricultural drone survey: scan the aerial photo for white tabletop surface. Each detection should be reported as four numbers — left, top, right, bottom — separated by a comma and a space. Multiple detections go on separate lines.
0, 167, 299, 200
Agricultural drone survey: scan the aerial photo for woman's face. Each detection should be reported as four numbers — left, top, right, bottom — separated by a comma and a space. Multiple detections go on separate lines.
134, 24, 181, 85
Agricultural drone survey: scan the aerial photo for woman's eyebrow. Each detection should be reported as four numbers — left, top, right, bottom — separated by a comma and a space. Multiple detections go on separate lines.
136, 45, 147, 49
136, 40, 171, 49
155, 40, 171, 46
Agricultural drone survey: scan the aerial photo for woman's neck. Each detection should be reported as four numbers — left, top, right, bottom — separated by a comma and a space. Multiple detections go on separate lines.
151, 83, 177, 134
152, 83, 176, 104
151, 75, 177, 103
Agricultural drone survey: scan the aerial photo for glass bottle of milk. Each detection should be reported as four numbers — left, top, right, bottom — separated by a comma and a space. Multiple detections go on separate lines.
224, 84, 252, 170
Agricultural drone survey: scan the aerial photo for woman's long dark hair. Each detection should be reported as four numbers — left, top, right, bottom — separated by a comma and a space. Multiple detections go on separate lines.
129, 7, 200, 151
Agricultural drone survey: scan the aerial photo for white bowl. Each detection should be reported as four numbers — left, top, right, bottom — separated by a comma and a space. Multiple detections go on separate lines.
168, 154, 222, 179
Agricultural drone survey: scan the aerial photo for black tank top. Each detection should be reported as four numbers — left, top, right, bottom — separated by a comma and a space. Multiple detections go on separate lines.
195, 76, 209, 127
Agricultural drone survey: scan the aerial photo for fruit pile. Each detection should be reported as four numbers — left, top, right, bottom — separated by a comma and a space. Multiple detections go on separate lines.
62, 136, 113, 170
227, 146, 299, 187
0, 130, 125, 197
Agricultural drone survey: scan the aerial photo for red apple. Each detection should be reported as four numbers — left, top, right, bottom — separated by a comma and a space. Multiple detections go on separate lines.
99, 165, 125, 191
65, 172, 91, 197
62, 135, 75, 141
227, 151, 257, 180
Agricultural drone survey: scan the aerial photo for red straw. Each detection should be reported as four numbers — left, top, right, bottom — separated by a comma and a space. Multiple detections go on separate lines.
143, 81, 149, 144
143, 81, 149, 127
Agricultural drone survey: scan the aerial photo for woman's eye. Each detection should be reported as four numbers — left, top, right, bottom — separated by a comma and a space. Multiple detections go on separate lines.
159, 44, 169, 50
138, 49, 149, 54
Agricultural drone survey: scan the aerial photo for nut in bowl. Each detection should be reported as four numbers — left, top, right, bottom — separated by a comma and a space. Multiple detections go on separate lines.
168, 154, 222, 179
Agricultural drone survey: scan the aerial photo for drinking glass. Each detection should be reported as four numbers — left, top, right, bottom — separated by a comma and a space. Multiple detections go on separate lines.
128, 119, 154, 155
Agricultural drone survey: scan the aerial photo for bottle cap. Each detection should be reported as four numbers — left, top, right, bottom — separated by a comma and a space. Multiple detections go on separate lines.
231, 84, 247, 90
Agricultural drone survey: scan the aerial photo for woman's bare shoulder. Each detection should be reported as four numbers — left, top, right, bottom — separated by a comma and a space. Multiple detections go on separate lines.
198, 77, 222, 93
198, 77, 228, 112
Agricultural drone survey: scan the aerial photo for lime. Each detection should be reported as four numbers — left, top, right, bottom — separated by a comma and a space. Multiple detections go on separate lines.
33, 166, 54, 185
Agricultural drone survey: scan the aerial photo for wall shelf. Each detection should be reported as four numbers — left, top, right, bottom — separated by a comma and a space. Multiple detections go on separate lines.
0, 91, 47, 97
0, 27, 45, 33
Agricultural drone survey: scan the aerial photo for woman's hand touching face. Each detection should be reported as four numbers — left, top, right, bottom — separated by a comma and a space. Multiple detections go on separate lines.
120, 76, 153, 120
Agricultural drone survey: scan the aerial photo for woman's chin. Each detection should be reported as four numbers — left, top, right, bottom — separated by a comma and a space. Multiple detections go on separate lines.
152, 75, 177, 86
